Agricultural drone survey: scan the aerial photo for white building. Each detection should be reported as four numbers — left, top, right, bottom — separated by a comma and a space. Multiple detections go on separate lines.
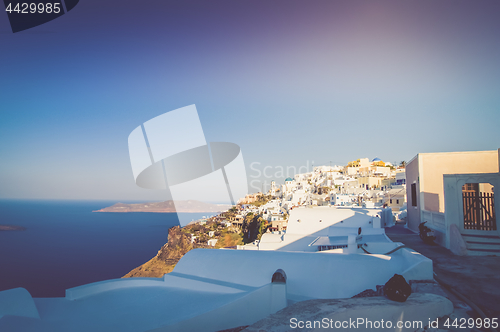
257, 205, 395, 251
330, 193, 354, 206
395, 169, 406, 185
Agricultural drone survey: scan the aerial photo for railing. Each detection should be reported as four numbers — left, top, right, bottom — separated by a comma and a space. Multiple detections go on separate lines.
421, 210, 445, 230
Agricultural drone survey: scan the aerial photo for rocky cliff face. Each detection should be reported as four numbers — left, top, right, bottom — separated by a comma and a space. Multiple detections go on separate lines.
156, 226, 196, 265
123, 226, 209, 278
123, 214, 247, 278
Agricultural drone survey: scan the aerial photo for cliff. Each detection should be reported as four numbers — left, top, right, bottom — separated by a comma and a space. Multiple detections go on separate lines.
123, 226, 201, 278
123, 220, 245, 278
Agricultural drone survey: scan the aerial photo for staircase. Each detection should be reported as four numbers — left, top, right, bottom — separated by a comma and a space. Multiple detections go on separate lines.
462, 233, 500, 256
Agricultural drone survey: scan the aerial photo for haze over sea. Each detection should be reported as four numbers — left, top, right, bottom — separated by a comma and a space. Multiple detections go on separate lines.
0, 200, 207, 297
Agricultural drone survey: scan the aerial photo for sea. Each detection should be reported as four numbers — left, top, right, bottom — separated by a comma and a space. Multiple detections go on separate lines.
0, 200, 208, 298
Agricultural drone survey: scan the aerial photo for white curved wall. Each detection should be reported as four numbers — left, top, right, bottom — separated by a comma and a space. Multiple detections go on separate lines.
171, 248, 432, 301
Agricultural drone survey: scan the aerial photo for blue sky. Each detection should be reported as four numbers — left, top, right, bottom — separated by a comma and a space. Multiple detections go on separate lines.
1, 0, 499, 200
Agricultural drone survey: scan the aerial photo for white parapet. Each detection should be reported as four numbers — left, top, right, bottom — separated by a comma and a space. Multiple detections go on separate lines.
0, 288, 39, 320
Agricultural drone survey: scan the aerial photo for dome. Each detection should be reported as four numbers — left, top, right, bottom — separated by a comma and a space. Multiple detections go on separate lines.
285, 177, 294, 182
372, 157, 381, 162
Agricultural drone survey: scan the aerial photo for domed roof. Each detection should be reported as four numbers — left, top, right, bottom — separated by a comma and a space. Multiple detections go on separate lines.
372, 157, 381, 162
285, 177, 294, 182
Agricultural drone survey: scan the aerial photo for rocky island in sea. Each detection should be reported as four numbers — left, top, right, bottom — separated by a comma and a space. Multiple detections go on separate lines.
93, 200, 231, 213
0, 225, 26, 231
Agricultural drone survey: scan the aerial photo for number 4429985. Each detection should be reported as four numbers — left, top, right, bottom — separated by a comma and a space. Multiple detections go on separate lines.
5, 3, 61, 14
444, 317, 498, 329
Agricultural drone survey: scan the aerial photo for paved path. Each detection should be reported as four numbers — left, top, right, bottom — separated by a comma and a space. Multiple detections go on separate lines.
385, 223, 500, 319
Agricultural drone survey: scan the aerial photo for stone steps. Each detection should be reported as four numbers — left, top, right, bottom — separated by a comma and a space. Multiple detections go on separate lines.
463, 234, 500, 256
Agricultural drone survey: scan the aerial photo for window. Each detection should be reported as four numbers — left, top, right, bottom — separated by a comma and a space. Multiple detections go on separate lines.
396, 199, 399, 204
390, 199, 392, 204
462, 183, 479, 193
411, 183, 417, 206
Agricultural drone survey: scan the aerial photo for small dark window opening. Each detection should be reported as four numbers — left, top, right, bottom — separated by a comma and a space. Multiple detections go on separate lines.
272, 269, 287, 283
411, 183, 417, 206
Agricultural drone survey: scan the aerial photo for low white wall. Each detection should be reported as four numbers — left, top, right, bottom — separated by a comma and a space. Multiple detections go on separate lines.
400, 249, 434, 281
65, 277, 164, 300
151, 283, 287, 332
421, 209, 446, 247
172, 248, 432, 302
0, 288, 39, 319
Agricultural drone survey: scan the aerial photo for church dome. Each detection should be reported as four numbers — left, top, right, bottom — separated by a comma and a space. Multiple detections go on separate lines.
285, 177, 293, 182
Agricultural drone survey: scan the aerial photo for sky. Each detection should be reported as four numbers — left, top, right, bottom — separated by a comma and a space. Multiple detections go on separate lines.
1, 0, 500, 201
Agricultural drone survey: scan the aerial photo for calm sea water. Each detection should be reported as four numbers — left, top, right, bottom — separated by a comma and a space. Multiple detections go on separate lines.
0, 200, 207, 297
